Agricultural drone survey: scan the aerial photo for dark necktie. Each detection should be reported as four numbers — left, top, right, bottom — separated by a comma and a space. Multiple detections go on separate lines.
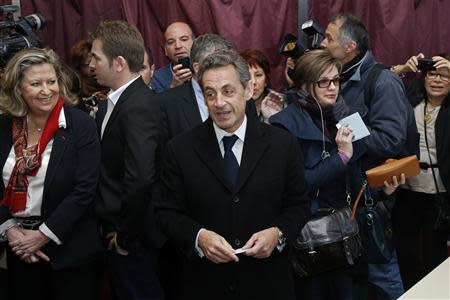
222, 135, 239, 187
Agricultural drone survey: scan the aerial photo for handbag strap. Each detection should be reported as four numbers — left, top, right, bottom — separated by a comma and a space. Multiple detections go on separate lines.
423, 102, 441, 194
351, 181, 367, 221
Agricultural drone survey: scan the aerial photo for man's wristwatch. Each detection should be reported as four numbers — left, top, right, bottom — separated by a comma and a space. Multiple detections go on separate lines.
275, 227, 286, 246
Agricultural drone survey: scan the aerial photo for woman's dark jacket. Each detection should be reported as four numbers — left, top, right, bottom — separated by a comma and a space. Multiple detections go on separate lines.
270, 101, 368, 211
0, 106, 103, 270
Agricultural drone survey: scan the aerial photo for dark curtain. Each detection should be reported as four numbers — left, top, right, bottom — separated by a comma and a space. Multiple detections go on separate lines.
0, 0, 297, 90
1, 0, 450, 90
308, 0, 450, 65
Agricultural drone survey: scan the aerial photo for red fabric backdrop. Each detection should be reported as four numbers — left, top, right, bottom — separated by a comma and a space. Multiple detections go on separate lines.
308, 0, 450, 65
0, 0, 298, 90
1, 0, 450, 90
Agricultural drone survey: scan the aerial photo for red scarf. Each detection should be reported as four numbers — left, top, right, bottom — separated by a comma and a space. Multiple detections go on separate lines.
0, 98, 64, 213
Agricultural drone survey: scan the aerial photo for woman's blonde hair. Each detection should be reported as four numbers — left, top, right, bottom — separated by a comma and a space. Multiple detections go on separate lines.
0, 48, 78, 117
292, 49, 342, 96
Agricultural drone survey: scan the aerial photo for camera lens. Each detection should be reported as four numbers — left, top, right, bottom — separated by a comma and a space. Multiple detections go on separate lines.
24, 13, 45, 30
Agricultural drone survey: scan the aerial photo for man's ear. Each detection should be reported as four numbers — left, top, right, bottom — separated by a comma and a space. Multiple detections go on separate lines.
192, 62, 200, 76
114, 56, 127, 72
244, 81, 254, 100
345, 41, 357, 54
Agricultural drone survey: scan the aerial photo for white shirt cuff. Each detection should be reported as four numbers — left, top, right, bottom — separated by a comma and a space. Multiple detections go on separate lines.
277, 243, 286, 252
39, 222, 63, 245
195, 228, 206, 258
0, 219, 18, 241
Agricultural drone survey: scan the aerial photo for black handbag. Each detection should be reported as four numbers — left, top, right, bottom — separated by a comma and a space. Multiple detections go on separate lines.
353, 183, 394, 264
291, 205, 362, 277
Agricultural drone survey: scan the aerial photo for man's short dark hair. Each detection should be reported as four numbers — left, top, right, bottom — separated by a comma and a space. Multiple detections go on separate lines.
198, 49, 250, 89
90, 20, 144, 73
330, 13, 370, 55
190, 34, 233, 65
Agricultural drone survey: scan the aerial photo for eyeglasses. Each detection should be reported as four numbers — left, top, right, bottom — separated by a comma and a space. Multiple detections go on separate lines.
426, 72, 450, 83
316, 77, 340, 88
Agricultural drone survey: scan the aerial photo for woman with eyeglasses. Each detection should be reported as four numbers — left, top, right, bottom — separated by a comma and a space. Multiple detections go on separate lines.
390, 53, 450, 290
270, 50, 402, 300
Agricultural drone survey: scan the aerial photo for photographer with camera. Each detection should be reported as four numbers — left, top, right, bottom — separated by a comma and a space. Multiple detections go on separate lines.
151, 22, 194, 93
391, 53, 450, 290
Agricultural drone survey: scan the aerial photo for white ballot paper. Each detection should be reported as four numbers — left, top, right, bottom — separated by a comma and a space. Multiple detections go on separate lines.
336, 112, 370, 142
234, 248, 247, 254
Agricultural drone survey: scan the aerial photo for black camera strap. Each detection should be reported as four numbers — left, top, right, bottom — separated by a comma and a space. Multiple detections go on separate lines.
423, 101, 441, 194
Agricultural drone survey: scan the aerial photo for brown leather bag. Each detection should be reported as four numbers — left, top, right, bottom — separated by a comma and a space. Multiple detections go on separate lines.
365, 155, 420, 188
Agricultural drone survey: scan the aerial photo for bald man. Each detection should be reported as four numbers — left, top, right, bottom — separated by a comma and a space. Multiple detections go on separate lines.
151, 22, 194, 93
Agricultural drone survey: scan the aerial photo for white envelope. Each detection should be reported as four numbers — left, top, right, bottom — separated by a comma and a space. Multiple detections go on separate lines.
336, 112, 370, 142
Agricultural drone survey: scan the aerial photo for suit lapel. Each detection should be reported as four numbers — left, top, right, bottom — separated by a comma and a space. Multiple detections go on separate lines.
43, 118, 69, 196
194, 119, 234, 192
95, 101, 107, 137
181, 83, 202, 127
193, 118, 269, 193
235, 117, 269, 191
103, 78, 143, 138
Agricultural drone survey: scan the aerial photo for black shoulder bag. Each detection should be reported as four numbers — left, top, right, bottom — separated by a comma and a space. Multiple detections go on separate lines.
352, 181, 395, 264
291, 172, 362, 277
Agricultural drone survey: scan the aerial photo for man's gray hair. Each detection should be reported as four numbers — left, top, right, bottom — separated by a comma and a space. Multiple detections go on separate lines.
330, 13, 369, 55
190, 34, 233, 65
198, 49, 251, 89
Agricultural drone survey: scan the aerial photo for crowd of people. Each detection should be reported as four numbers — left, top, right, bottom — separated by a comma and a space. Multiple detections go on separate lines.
0, 12, 448, 300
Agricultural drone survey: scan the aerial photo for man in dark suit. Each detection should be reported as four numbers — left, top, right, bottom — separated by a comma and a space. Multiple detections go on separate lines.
155, 34, 256, 300
156, 34, 256, 144
156, 49, 310, 300
90, 21, 164, 300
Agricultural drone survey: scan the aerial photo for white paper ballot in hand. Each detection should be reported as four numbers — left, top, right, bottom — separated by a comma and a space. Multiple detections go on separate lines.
234, 248, 247, 254
336, 112, 370, 142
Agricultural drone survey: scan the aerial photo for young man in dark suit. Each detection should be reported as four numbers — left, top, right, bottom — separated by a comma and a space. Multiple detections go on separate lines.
90, 21, 164, 300
156, 49, 310, 300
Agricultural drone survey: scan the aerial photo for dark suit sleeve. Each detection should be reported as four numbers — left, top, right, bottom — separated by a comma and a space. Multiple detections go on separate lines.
44, 114, 100, 242
271, 134, 311, 243
158, 94, 170, 149
155, 141, 203, 258
116, 96, 163, 244
0, 117, 13, 225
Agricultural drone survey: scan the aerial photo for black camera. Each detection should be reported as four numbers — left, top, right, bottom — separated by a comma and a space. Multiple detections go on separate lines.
278, 19, 324, 60
278, 34, 305, 61
417, 58, 436, 72
0, 5, 45, 67
301, 20, 324, 50
177, 56, 191, 71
